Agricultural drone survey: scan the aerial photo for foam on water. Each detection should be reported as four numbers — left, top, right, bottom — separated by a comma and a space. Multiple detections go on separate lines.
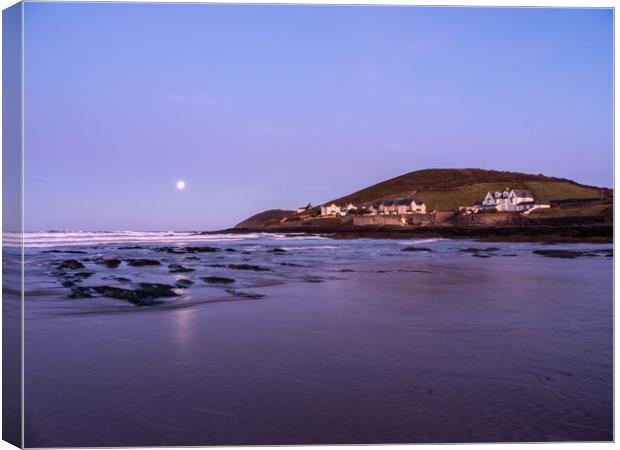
17, 231, 328, 248
396, 238, 443, 246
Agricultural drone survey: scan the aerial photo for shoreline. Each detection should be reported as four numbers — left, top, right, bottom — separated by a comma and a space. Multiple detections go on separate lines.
207, 224, 613, 244
26, 248, 613, 445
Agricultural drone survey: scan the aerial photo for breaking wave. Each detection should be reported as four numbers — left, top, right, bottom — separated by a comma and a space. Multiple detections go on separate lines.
13, 231, 327, 248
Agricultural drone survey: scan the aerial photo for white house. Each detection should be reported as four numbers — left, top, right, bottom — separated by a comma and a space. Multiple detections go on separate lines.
379, 200, 397, 216
395, 197, 427, 215
367, 203, 380, 215
508, 190, 535, 205
482, 190, 509, 207
335, 203, 360, 216
320, 203, 340, 216
481, 188, 535, 212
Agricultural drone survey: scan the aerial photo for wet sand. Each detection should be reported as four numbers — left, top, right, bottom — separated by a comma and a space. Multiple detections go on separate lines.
24, 250, 612, 446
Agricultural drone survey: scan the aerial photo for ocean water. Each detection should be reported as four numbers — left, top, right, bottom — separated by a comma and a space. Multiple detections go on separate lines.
13, 231, 613, 445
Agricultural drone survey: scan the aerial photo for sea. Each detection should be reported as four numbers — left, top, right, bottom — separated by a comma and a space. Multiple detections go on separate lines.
4, 231, 613, 446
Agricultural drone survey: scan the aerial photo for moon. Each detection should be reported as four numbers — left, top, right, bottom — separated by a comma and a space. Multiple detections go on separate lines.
176, 180, 186, 191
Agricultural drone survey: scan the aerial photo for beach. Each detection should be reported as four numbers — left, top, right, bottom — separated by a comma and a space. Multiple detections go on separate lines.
13, 2, 615, 446
21, 232, 613, 446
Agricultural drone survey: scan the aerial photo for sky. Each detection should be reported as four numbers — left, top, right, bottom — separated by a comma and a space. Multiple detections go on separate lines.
23, 3, 613, 231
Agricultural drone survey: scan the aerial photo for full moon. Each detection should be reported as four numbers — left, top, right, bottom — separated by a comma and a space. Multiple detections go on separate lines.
176, 180, 186, 190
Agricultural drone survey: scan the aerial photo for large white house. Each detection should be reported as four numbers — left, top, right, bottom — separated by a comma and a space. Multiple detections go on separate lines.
482, 188, 535, 212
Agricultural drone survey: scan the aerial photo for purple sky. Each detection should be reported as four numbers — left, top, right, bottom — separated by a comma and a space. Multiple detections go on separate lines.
24, 4, 613, 231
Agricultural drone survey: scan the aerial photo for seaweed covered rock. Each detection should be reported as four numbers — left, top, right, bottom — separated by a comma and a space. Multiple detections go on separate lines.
57, 259, 86, 270
95, 258, 122, 268
460, 247, 500, 254
113, 276, 131, 282
68, 282, 178, 306
154, 247, 186, 254
55, 267, 94, 288
227, 264, 271, 272
96, 283, 177, 305
134, 283, 178, 298
156, 246, 220, 254
532, 250, 593, 259
401, 247, 432, 252
73, 271, 94, 280
125, 258, 161, 267
168, 264, 195, 273
184, 246, 220, 253
201, 276, 235, 284
303, 276, 325, 283
175, 279, 194, 289
93, 286, 160, 306
69, 286, 94, 298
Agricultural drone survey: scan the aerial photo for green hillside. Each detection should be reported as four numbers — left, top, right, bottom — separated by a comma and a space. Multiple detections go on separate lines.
331, 169, 608, 211
235, 209, 294, 228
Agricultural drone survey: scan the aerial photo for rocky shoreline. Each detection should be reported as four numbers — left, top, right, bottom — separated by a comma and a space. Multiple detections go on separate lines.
38, 235, 613, 309
213, 224, 613, 243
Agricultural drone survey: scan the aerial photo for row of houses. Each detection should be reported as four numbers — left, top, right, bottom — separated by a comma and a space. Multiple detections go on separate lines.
320, 197, 427, 216
308, 187, 546, 219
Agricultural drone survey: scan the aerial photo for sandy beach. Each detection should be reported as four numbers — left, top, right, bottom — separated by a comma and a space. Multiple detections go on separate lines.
20, 233, 613, 446
11, 3, 613, 447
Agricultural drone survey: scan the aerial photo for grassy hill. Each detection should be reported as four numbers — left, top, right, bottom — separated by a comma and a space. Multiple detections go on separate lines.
233, 168, 611, 229
235, 209, 294, 229
330, 168, 609, 211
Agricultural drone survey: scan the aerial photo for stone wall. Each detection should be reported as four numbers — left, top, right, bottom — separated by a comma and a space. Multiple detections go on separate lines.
353, 214, 435, 227
406, 213, 436, 226
353, 216, 404, 226
452, 212, 522, 227
281, 216, 353, 227
434, 211, 456, 224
